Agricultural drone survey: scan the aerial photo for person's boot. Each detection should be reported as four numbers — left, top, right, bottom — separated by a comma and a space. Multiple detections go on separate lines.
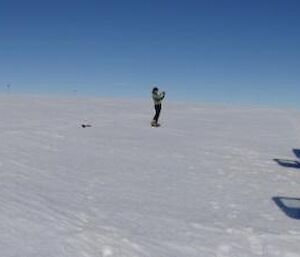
151, 120, 160, 127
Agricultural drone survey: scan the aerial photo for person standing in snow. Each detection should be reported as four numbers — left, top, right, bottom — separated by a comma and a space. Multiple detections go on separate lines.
151, 87, 165, 126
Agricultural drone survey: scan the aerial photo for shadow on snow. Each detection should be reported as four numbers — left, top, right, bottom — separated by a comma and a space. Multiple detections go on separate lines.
273, 197, 300, 219
273, 149, 300, 169
293, 149, 300, 159
273, 159, 300, 169
273, 150, 300, 219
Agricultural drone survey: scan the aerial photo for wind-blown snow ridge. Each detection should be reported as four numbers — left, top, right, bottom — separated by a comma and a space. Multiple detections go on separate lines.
0, 95, 300, 257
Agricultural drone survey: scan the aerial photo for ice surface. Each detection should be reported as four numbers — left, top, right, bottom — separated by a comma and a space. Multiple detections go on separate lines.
0, 95, 300, 257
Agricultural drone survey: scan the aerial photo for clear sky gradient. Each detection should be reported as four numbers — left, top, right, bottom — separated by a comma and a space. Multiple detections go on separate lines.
0, 0, 299, 106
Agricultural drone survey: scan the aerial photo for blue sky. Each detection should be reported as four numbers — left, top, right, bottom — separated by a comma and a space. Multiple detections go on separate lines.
0, 0, 299, 106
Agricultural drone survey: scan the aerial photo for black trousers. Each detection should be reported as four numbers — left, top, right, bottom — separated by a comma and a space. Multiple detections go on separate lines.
153, 104, 161, 123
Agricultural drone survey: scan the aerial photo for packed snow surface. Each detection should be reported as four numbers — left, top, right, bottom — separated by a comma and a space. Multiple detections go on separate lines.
0, 95, 300, 257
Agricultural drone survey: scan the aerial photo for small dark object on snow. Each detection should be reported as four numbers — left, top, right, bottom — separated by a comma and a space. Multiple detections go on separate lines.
81, 124, 92, 128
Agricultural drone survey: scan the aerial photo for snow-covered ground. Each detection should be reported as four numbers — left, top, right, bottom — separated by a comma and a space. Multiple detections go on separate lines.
0, 95, 300, 257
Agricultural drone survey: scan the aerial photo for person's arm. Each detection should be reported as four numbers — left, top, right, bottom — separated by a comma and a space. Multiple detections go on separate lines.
152, 92, 161, 101
159, 91, 165, 100
152, 91, 165, 101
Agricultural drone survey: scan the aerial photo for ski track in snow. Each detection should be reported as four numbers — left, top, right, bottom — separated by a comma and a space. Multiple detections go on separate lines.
0, 95, 300, 257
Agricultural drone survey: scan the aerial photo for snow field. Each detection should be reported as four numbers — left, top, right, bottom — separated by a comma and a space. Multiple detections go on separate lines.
0, 96, 300, 257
